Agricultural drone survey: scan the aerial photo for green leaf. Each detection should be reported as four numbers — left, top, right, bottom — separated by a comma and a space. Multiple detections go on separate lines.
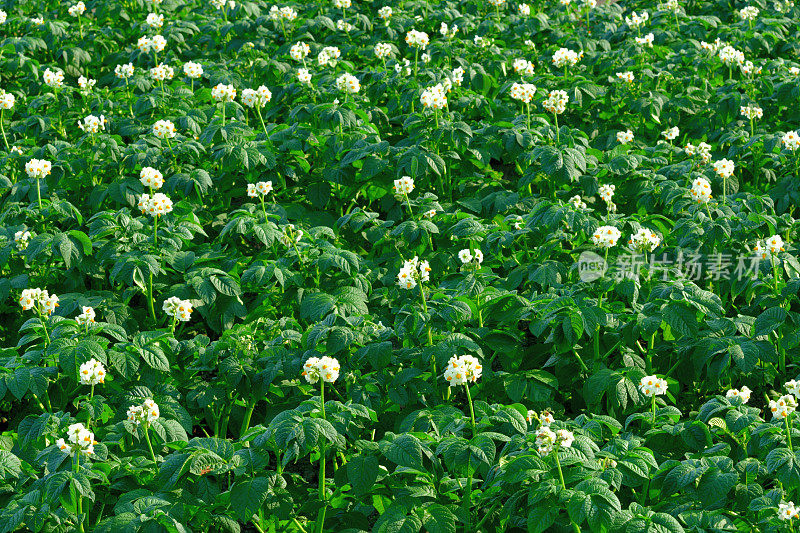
346, 454, 379, 495
230, 477, 271, 522
382, 434, 425, 470
421, 504, 456, 533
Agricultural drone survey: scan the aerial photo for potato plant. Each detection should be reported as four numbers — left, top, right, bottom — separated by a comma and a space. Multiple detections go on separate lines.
0, 0, 800, 531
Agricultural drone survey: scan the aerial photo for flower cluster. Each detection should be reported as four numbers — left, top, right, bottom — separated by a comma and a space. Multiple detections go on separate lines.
690, 177, 712, 203
241, 86, 272, 107
782, 131, 800, 151
420, 84, 447, 109
769, 395, 797, 420
335, 73, 360, 94
393, 175, 414, 196
127, 399, 160, 425
25, 158, 52, 179
138, 193, 174, 216
616, 71, 634, 83
542, 90, 568, 114
740, 104, 763, 120
146, 12, 164, 28
625, 10, 649, 28
374, 42, 392, 59
77, 76, 96, 92
397, 256, 431, 290
14, 230, 31, 251
247, 181, 273, 197
68, 2, 86, 16
79, 358, 107, 385
639, 375, 668, 397
779, 502, 800, 521
150, 63, 175, 81
43, 68, 65, 88
569, 195, 587, 209
297, 68, 312, 84
138, 35, 167, 53
628, 228, 661, 253
509, 82, 536, 104
115, 63, 135, 78
317, 46, 341, 67
591, 226, 622, 248
56, 423, 96, 457
153, 119, 176, 139
163, 296, 193, 322
0, 90, 15, 109
685, 142, 712, 163
443, 355, 482, 386
712, 158, 735, 179
290, 42, 310, 61
552, 47, 580, 68
534, 426, 574, 455
183, 61, 203, 78
269, 5, 297, 21
378, 6, 392, 19
19, 288, 59, 315
513, 58, 535, 76
78, 114, 106, 134
662, 126, 679, 141
458, 248, 484, 266
140, 167, 164, 189
76, 306, 96, 325
302, 356, 340, 383
738, 6, 759, 20
725, 386, 752, 403
405, 29, 429, 49
719, 45, 745, 66
211, 83, 237, 102
635, 33, 654, 47
617, 129, 634, 144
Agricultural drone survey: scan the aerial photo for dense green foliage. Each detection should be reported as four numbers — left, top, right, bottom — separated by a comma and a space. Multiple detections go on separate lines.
1, 0, 800, 531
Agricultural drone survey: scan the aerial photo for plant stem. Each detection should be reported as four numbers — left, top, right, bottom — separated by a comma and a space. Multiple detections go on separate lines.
316, 381, 327, 533
464, 383, 477, 435
651, 395, 656, 426
555, 450, 581, 532
0, 109, 9, 151
787, 415, 794, 451
143, 422, 158, 464
291, 518, 308, 533
241, 398, 256, 436
147, 271, 156, 322
36, 178, 43, 209
74, 455, 85, 533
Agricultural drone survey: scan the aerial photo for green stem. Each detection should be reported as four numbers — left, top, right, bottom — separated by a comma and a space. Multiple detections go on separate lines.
555, 451, 581, 532
554, 113, 559, 145
256, 106, 269, 138
773, 258, 780, 295
316, 381, 327, 533
147, 271, 156, 322
651, 395, 656, 426
39, 312, 51, 347
0, 108, 9, 152
74, 455, 85, 533
240, 398, 257, 436
292, 518, 309, 533
786, 415, 794, 451
143, 422, 158, 464
465, 383, 477, 435
36, 178, 43, 210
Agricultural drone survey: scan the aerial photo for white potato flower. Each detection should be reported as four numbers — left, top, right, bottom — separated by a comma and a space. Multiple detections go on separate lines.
591, 226, 621, 248
639, 375, 667, 397
443, 355, 482, 386
76, 306, 96, 325
79, 358, 106, 385
140, 167, 164, 190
